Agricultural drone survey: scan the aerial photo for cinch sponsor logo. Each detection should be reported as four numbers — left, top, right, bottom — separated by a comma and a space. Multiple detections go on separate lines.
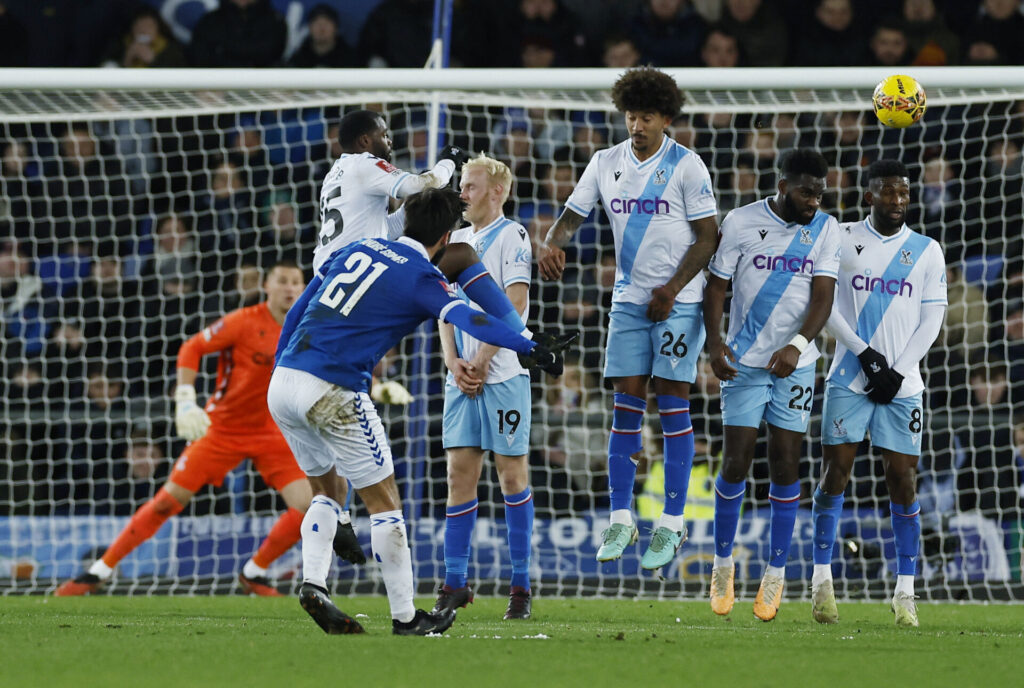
609, 197, 670, 214
851, 274, 913, 297
752, 254, 814, 274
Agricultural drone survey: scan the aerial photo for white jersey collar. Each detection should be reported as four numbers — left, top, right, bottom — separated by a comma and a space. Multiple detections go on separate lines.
472, 215, 506, 234
396, 235, 431, 260
864, 216, 908, 243
626, 135, 670, 168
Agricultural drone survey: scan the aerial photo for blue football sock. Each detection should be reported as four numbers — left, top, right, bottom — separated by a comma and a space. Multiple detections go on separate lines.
713, 475, 746, 558
768, 481, 801, 569
812, 486, 844, 566
890, 501, 921, 576
504, 488, 534, 590
608, 393, 645, 513
443, 499, 478, 589
457, 262, 524, 331
657, 395, 694, 517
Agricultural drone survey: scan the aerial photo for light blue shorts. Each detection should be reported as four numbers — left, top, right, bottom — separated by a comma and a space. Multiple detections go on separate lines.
442, 375, 532, 456
720, 362, 817, 433
603, 301, 705, 382
821, 382, 925, 456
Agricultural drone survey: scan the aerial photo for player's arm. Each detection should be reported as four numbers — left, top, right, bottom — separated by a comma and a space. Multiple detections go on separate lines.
648, 214, 719, 322
173, 312, 244, 441
436, 245, 525, 332
390, 147, 468, 199
438, 319, 482, 397
703, 273, 737, 381
892, 303, 945, 378
468, 282, 529, 380
539, 208, 586, 281
767, 275, 836, 378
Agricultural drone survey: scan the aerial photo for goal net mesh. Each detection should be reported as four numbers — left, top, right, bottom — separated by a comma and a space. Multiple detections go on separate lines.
1, 77, 1022, 601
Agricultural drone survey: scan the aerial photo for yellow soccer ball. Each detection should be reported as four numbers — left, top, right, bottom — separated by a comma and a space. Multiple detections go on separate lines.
872, 74, 927, 128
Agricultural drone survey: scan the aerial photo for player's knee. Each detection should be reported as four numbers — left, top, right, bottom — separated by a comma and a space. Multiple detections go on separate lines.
720, 457, 748, 484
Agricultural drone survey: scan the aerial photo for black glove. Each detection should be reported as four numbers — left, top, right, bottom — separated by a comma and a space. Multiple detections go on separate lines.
518, 330, 579, 377
857, 346, 902, 404
333, 521, 367, 565
438, 145, 469, 170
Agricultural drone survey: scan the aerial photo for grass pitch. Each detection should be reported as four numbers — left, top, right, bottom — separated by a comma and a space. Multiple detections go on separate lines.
1, 595, 1021, 688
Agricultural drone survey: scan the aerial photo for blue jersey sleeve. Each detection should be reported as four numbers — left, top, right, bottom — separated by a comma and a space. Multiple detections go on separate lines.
275, 273, 322, 363
442, 302, 535, 355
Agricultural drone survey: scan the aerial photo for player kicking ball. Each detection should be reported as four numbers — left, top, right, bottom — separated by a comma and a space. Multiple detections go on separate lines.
539, 66, 719, 569
704, 150, 839, 621
56, 263, 364, 598
268, 188, 571, 635
811, 160, 946, 628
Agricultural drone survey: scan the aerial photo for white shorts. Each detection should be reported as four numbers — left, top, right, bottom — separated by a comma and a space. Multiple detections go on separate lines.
267, 366, 394, 489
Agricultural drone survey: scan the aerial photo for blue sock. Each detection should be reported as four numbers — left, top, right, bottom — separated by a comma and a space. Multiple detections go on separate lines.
890, 501, 921, 576
812, 486, 844, 566
658, 395, 693, 517
443, 499, 478, 589
457, 262, 524, 331
504, 488, 534, 590
768, 481, 801, 568
713, 475, 746, 557
608, 393, 645, 512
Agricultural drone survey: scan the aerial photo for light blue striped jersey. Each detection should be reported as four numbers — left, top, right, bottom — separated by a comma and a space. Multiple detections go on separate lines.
709, 199, 841, 368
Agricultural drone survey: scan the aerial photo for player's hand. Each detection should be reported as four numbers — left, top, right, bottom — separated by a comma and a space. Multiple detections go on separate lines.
174, 384, 211, 441
646, 285, 676, 322
518, 330, 579, 377
865, 369, 904, 405
439, 145, 469, 170
447, 358, 482, 397
370, 380, 414, 405
468, 351, 495, 387
538, 243, 565, 281
707, 340, 738, 381
766, 345, 800, 378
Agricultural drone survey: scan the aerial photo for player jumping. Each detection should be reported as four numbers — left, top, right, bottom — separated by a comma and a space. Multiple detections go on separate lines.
704, 150, 840, 621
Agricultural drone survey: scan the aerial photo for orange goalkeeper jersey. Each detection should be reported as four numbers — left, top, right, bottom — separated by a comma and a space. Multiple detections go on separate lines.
177, 301, 281, 434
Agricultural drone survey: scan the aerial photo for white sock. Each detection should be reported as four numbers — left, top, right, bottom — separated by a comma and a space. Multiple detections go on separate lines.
812, 564, 833, 587
657, 513, 684, 533
88, 560, 114, 580
764, 565, 786, 579
895, 574, 915, 596
300, 495, 341, 589
242, 559, 267, 579
338, 509, 352, 526
610, 509, 634, 526
713, 554, 733, 570
370, 509, 415, 623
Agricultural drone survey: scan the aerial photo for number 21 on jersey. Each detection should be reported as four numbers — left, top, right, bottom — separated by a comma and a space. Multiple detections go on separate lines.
319, 251, 388, 316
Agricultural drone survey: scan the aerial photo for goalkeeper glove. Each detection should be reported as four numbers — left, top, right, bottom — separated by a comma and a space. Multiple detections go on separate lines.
333, 520, 367, 565
174, 384, 211, 441
438, 145, 469, 170
518, 330, 579, 377
370, 379, 414, 405
857, 347, 903, 404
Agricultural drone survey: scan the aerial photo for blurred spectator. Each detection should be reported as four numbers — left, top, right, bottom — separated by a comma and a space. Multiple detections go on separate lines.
288, 3, 357, 68
964, 0, 1024, 65
700, 25, 741, 67
789, 0, 866, 67
958, 356, 1018, 516
1, 140, 45, 244
139, 214, 201, 294
915, 155, 962, 252
902, 0, 960, 66
521, 35, 558, 68
518, 0, 590, 67
718, 153, 760, 214
138, 269, 203, 397
0, 239, 55, 358
195, 157, 256, 290
1001, 301, 1024, 395
602, 34, 642, 68
358, 0, 435, 68
942, 264, 989, 362
821, 166, 861, 222
102, 6, 186, 69
630, 0, 707, 67
188, 0, 286, 68
256, 195, 312, 269
719, 0, 787, 66
868, 18, 911, 67
0, 2, 27, 66
978, 137, 1024, 256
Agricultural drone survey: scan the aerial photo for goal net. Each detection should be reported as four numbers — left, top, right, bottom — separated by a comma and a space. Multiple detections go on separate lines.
1, 67, 1022, 601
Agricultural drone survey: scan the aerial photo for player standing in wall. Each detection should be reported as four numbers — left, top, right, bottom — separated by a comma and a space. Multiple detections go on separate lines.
56, 263, 364, 597
811, 159, 947, 628
433, 155, 536, 620
539, 67, 719, 569
703, 150, 840, 621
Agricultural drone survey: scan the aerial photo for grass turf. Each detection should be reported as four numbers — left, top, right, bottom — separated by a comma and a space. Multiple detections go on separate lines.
1, 595, 1021, 688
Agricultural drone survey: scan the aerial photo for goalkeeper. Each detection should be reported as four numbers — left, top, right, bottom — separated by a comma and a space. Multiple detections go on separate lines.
55, 262, 366, 597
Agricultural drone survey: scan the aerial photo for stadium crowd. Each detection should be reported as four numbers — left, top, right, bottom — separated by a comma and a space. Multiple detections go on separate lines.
0, 1, 1022, 561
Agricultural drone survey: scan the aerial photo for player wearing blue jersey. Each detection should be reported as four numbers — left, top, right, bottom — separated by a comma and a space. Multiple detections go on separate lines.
268, 188, 568, 636
810, 160, 947, 628
539, 67, 719, 568
432, 155, 536, 620
704, 150, 840, 621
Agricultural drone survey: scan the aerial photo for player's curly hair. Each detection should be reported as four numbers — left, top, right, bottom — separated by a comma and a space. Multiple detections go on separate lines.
610, 67, 683, 117
404, 187, 466, 247
780, 148, 829, 179
866, 159, 910, 183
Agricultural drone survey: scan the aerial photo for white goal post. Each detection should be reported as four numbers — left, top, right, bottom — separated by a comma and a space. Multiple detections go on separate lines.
1, 66, 1022, 601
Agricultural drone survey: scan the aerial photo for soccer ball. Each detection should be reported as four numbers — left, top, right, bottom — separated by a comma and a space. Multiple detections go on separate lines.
872, 74, 926, 128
